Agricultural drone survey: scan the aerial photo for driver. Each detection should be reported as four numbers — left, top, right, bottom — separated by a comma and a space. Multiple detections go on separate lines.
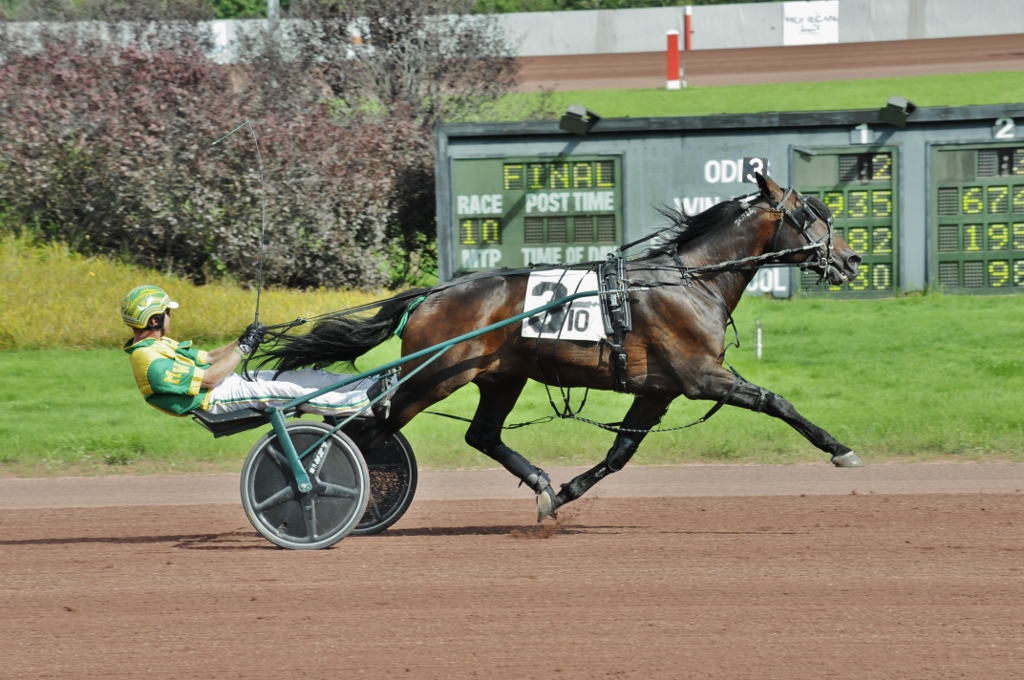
121, 285, 377, 417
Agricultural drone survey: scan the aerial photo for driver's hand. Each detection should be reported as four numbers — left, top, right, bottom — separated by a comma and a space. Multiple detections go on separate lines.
237, 322, 266, 355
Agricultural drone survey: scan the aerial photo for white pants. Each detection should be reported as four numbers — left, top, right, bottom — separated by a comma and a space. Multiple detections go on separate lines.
206, 370, 376, 416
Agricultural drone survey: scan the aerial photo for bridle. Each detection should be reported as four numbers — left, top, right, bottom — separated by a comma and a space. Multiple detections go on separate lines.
769, 186, 838, 279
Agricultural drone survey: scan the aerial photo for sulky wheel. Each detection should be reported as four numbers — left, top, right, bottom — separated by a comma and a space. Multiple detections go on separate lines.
350, 431, 418, 536
240, 422, 369, 550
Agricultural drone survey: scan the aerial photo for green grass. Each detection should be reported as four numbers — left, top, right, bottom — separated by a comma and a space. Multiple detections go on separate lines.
499, 70, 1024, 119
3, 292, 1023, 476
4, 71, 1024, 475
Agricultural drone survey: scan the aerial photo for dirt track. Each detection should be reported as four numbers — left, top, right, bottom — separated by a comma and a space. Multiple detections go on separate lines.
517, 34, 1024, 90
2, 466, 1023, 679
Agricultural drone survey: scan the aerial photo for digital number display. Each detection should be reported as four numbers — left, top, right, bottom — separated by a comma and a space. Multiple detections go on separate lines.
932, 144, 1024, 292
452, 156, 623, 274
794, 150, 898, 297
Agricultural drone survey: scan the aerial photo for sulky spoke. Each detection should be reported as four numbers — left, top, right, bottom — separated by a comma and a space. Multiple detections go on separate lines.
318, 481, 360, 499
253, 486, 295, 513
301, 495, 318, 540
363, 497, 383, 522
265, 443, 289, 471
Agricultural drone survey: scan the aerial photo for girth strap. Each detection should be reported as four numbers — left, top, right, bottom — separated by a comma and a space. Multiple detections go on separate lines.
599, 255, 633, 392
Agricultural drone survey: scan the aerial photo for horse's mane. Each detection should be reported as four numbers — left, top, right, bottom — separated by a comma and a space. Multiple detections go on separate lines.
644, 199, 752, 256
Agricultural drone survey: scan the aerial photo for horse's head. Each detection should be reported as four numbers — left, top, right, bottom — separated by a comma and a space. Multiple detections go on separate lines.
754, 172, 861, 286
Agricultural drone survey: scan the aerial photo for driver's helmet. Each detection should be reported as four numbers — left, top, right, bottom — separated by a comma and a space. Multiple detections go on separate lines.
121, 285, 179, 329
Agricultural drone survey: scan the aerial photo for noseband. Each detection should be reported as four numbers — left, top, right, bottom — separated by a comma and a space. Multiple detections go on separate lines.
768, 187, 837, 276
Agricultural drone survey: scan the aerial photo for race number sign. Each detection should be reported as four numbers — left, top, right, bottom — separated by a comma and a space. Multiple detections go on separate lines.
521, 270, 606, 342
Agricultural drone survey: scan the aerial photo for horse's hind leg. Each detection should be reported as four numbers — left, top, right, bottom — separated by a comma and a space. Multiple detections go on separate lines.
549, 395, 672, 520
693, 366, 863, 467
465, 376, 558, 520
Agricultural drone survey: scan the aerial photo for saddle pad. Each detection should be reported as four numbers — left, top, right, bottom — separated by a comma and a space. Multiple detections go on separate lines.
521, 269, 606, 342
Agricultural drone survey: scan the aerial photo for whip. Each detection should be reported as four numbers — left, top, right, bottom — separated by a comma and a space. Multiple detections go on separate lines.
212, 120, 267, 326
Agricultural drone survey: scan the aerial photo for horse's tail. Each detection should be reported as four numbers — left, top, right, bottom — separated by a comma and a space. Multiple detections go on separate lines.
258, 288, 430, 373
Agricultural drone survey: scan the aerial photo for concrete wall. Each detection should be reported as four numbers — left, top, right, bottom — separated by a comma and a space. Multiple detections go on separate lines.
501, 0, 1024, 56
5, 1, 1021, 61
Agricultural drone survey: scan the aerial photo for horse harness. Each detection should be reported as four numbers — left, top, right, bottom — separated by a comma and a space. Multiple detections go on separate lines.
598, 254, 633, 392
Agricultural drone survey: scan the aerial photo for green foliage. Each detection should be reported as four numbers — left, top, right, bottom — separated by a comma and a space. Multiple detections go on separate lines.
211, 0, 292, 19
2, 285, 1024, 475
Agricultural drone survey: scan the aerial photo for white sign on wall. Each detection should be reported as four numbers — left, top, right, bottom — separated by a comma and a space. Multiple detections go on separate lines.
783, 0, 839, 46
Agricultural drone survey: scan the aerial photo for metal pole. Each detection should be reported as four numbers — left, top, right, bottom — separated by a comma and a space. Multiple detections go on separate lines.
756, 318, 762, 361
267, 0, 280, 34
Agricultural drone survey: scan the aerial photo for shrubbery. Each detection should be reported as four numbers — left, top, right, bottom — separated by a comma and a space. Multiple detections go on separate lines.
0, 1, 524, 289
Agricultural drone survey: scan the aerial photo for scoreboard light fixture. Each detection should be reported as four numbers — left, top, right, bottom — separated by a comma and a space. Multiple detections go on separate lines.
559, 105, 602, 136
878, 96, 917, 128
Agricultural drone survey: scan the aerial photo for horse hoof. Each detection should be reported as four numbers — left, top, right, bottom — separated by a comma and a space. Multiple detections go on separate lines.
536, 486, 559, 523
831, 451, 864, 467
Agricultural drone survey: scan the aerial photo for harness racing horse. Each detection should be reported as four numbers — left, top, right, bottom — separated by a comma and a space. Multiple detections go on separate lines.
259, 173, 864, 522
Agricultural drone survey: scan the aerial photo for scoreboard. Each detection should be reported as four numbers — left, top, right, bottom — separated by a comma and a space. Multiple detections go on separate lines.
930, 143, 1024, 292
437, 104, 1024, 295
452, 156, 623, 275
791, 147, 899, 297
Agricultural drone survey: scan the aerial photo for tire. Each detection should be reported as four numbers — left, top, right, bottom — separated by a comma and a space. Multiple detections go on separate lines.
240, 422, 369, 550
349, 431, 418, 536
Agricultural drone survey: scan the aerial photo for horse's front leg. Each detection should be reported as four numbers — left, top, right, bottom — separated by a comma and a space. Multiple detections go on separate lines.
547, 395, 673, 521
692, 366, 863, 467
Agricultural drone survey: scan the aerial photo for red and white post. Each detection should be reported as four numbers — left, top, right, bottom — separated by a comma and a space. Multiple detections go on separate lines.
684, 5, 692, 51
666, 30, 680, 90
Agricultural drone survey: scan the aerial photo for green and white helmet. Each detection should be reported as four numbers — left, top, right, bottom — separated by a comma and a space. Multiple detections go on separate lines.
121, 285, 179, 329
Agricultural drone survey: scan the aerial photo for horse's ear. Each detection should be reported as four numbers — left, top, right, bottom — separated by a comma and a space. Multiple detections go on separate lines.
755, 171, 781, 202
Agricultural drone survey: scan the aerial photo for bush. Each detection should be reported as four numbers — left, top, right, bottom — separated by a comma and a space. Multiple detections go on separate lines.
0, 1, 529, 289
0, 30, 413, 288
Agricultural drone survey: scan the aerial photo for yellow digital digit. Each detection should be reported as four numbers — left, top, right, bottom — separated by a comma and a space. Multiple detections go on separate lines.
823, 191, 844, 218
572, 162, 593, 189
1015, 261, 1024, 287
872, 264, 892, 290
503, 164, 523, 191
962, 186, 984, 214
460, 219, 477, 245
872, 227, 893, 254
527, 164, 546, 190
1014, 222, 1024, 250
848, 227, 869, 253
848, 264, 868, 291
988, 186, 1009, 213
1013, 186, 1024, 213
988, 260, 1009, 287
871, 190, 892, 218
988, 223, 1009, 250
848, 191, 868, 218
548, 162, 570, 189
872, 154, 892, 180
964, 224, 983, 252
596, 161, 615, 188
481, 219, 501, 243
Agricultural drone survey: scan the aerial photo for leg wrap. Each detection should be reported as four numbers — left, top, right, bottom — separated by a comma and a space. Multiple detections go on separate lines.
605, 434, 640, 472
488, 443, 541, 486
